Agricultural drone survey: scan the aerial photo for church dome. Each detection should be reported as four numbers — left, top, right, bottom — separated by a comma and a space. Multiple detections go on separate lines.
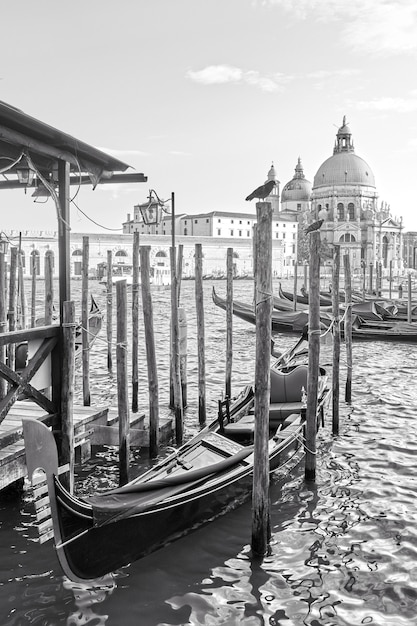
281, 157, 312, 202
313, 116, 376, 189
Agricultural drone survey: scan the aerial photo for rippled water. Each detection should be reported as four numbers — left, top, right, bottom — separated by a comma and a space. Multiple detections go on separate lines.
1, 279, 416, 625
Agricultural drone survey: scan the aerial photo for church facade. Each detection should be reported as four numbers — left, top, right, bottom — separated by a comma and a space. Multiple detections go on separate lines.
308, 117, 403, 274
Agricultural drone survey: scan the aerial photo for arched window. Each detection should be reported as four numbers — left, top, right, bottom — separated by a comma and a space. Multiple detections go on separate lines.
115, 250, 128, 262
72, 249, 83, 276
155, 250, 168, 266
339, 233, 356, 243
337, 203, 344, 220
348, 202, 355, 220
233, 251, 239, 259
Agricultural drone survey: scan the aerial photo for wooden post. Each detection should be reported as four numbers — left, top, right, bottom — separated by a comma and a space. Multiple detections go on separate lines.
332, 246, 341, 435
170, 245, 183, 445
61, 301, 76, 493
389, 259, 393, 300
343, 254, 353, 402
253, 224, 258, 305
31, 251, 36, 327
116, 280, 130, 483
225, 248, 233, 399
132, 231, 140, 412
8, 247, 17, 373
303, 263, 308, 293
58, 160, 71, 316
0, 252, 6, 399
362, 261, 366, 301
293, 262, 298, 311
195, 243, 206, 426
106, 250, 113, 373
369, 262, 373, 294
82, 236, 90, 406
178, 307, 187, 408
251, 202, 272, 557
17, 237, 26, 329
305, 232, 321, 482
44, 250, 54, 326
407, 273, 412, 323
176, 243, 183, 306
140, 246, 159, 458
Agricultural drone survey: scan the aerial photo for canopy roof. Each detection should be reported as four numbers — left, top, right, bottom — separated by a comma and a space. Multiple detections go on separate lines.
0, 100, 145, 188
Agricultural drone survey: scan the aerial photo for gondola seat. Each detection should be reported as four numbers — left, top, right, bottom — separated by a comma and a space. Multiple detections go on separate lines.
269, 365, 308, 427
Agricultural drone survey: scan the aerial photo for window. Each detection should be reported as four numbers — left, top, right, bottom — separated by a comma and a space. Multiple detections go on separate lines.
348, 202, 355, 220
276, 233, 279, 238
206, 218, 209, 223
239, 220, 242, 224
184, 228, 188, 235
283, 223, 286, 227
217, 229, 221, 235
338, 203, 344, 220
247, 231, 250, 236
218, 219, 221, 223
230, 230, 234, 236
283, 233, 286, 239
247, 221, 250, 225
293, 233, 296, 239
231, 219, 234, 224
184, 220, 187, 225
297, 203, 301, 210
238, 230, 242, 236
194, 219, 198, 224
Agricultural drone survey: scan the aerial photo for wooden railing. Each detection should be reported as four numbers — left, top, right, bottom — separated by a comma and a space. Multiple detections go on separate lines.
0, 325, 61, 426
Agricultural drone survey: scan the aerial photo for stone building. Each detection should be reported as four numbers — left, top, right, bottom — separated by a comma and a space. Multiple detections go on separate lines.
309, 117, 403, 273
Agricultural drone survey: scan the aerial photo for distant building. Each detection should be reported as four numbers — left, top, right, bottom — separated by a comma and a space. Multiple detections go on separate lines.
309, 117, 404, 273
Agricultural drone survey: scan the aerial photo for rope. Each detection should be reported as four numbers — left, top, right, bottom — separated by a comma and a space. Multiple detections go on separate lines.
255, 290, 273, 306
295, 432, 317, 456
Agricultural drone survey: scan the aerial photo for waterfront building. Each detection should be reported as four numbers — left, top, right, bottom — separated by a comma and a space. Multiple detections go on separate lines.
310, 117, 404, 274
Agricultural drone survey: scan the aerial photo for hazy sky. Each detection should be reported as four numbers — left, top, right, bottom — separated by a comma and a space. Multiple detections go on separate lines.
1, 0, 417, 233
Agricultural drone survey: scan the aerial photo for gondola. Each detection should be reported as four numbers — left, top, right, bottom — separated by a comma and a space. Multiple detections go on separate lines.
23, 356, 330, 583
212, 288, 332, 334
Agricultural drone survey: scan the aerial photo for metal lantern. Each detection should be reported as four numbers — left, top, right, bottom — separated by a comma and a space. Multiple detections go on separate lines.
16, 159, 36, 186
0, 233, 9, 255
135, 190, 167, 226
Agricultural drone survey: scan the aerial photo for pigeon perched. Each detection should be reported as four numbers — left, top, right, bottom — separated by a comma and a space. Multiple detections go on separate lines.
304, 219, 324, 235
245, 179, 276, 201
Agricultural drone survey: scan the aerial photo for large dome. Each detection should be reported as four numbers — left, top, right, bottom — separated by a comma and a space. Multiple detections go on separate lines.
313, 152, 375, 188
313, 116, 375, 189
281, 157, 312, 202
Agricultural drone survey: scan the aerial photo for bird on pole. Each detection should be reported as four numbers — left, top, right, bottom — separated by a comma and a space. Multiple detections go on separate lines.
245, 179, 276, 201
304, 219, 324, 235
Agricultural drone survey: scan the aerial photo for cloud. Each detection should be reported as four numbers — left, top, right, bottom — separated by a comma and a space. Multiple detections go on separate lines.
186, 65, 292, 92
260, 0, 417, 55
350, 96, 417, 113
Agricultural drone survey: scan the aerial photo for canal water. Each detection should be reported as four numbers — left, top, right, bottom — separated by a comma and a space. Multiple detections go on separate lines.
1, 279, 416, 625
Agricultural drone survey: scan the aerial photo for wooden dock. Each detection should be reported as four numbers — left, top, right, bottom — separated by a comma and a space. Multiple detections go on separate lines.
0, 401, 173, 492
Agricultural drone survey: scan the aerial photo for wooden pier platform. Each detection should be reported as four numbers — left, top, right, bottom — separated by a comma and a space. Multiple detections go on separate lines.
0, 401, 173, 492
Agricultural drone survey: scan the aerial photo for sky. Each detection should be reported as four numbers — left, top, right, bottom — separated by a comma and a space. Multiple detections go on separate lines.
1, 0, 417, 234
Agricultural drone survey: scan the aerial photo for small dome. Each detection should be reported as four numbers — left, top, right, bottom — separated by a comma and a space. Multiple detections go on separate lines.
281, 158, 312, 202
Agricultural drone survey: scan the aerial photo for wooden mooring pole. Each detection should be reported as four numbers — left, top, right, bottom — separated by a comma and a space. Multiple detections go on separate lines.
389, 259, 393, 300
195, 243, 206, 426
332, 246, 341, 435
82, 236, 90, 406
61, 301, 76, 493
106, 250, 113, 373
305, 231, 321, 482
8, 247, 17, 373
343, 253, 353, 402
225, 247, 233, 399
31, 251, 36, 328
293, 262, 298, 311
132, 231, 140, 412
251, 201, 272, 557
0, 251, 6, 399
116, 280, 130, 483
44, 250, 54, 325
140, 246, 159, 458
407, 273, 412, 323
17, 236, 26, 329
178, 307, 187, 408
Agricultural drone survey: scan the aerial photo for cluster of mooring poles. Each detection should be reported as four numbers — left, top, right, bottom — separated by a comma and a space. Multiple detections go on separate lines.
242, 203, 361, 558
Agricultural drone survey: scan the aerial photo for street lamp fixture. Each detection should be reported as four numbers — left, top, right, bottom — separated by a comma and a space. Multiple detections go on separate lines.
135, 189, 169, 226
0, 233, 9, 255
16, 156, 36, 187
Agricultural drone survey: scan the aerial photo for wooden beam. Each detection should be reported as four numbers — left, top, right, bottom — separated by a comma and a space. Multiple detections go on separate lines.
0, 172, 147, 190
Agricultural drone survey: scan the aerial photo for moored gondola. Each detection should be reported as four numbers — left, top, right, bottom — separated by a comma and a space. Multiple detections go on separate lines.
23, 355, 330, 583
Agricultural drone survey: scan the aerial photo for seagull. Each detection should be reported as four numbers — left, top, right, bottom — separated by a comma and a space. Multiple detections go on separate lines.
304, 219, 324, 235
245, 179, 276, 201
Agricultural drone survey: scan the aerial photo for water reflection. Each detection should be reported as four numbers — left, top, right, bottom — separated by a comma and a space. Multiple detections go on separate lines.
63, 575, 116, 626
